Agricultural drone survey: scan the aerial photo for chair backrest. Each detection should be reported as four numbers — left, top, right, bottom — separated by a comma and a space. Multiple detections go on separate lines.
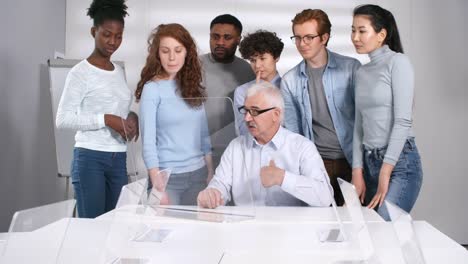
8, 199, 76, 232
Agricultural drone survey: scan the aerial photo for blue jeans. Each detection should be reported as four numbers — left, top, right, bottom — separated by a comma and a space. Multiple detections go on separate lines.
363, 138, 423, 221
71, 147, 128, 218
147, 166, 208, 205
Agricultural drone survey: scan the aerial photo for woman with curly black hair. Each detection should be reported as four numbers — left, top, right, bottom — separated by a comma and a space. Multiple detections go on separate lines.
56, 0, 137, 218
234, 30, 284, 135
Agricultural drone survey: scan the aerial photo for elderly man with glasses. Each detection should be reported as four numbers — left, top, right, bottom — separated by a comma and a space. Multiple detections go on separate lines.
281, 9, 361, 206
197, 82, 333, 209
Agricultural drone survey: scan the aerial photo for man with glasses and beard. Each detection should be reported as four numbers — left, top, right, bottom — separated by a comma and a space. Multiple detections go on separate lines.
197, 82, 332, 209
281, 9, 361, 206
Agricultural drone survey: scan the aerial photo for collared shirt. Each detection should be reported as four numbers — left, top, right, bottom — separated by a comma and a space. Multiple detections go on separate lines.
208, 126, 333, 207
233, 74, 282, 136
280, 49, 361, 164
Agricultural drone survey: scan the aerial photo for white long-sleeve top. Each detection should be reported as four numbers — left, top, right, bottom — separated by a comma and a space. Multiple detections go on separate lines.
208, 126, 333, 207
56, 59, 131, 152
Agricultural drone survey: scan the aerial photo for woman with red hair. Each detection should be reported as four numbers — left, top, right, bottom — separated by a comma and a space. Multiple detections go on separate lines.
136, 24, 213, 205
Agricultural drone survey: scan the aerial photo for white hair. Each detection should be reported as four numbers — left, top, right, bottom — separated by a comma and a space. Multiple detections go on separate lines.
245, 82, 284, 122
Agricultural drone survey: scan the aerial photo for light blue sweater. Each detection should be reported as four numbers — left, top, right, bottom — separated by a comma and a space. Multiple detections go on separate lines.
353, 45, 415, 167
140, 80, 211, 173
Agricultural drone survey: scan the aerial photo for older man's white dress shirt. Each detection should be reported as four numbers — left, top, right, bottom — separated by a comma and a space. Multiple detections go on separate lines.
208, 126, 333, 206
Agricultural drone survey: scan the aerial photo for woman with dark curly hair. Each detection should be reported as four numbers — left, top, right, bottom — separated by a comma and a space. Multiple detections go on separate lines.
56, 0, 137, 218
136, 24, 212, 205
234, 30, 284, 135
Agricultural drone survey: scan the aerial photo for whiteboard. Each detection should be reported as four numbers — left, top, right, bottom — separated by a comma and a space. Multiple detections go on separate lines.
47, 58, 126, 178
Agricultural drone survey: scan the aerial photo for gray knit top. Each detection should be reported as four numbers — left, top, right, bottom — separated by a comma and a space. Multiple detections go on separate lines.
353, 45, 415, 168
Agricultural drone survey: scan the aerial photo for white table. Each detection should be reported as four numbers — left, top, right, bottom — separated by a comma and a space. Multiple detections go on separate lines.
1, 206, 467, 263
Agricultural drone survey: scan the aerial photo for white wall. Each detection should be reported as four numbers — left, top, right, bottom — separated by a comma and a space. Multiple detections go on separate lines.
409, 0, 468, 243
64, 0, 468, 243
1, 0, 465, 242
356, 0, 468, 244
65, 0, 363, 93
0, 0, 67, 231
64, 0, 365, 209
66, 0, 468, 244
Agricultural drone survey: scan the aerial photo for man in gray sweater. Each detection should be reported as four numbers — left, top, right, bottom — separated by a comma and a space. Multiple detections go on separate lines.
200, 14, 255, 167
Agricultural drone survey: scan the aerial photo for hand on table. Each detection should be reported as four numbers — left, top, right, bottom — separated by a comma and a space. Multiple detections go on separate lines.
197, 188, 224, 209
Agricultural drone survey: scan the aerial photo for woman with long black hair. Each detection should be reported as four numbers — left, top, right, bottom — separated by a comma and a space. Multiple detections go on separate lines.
351, 4, 423, 220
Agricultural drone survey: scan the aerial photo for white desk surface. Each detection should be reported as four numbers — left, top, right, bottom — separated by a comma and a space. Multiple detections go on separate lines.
98, 205, 385, 223
1, 206, 467, 263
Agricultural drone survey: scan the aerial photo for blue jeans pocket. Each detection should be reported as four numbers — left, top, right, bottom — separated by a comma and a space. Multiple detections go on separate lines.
392, 150, 408, 174
384, 139, 423, 217
363, 138, 423, 218
71, 148, 85, 184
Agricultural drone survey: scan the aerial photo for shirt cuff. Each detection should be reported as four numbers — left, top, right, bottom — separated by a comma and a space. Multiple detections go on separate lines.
352, 153, 363, 168
280, 171, 297, 194
383, 156, 398, 166
96, 114, 106, 128
144, 160, 159, 171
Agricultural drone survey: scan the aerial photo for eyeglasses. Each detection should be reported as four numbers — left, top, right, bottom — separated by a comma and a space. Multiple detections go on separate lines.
290, 34, 321, 45
238, 106, 276, 117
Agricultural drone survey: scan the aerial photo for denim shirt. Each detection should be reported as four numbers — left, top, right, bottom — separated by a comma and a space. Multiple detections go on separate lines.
280, 49, 360, 164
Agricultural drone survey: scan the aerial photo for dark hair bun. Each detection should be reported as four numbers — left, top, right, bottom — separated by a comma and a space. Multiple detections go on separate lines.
87, 0, 128, 26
